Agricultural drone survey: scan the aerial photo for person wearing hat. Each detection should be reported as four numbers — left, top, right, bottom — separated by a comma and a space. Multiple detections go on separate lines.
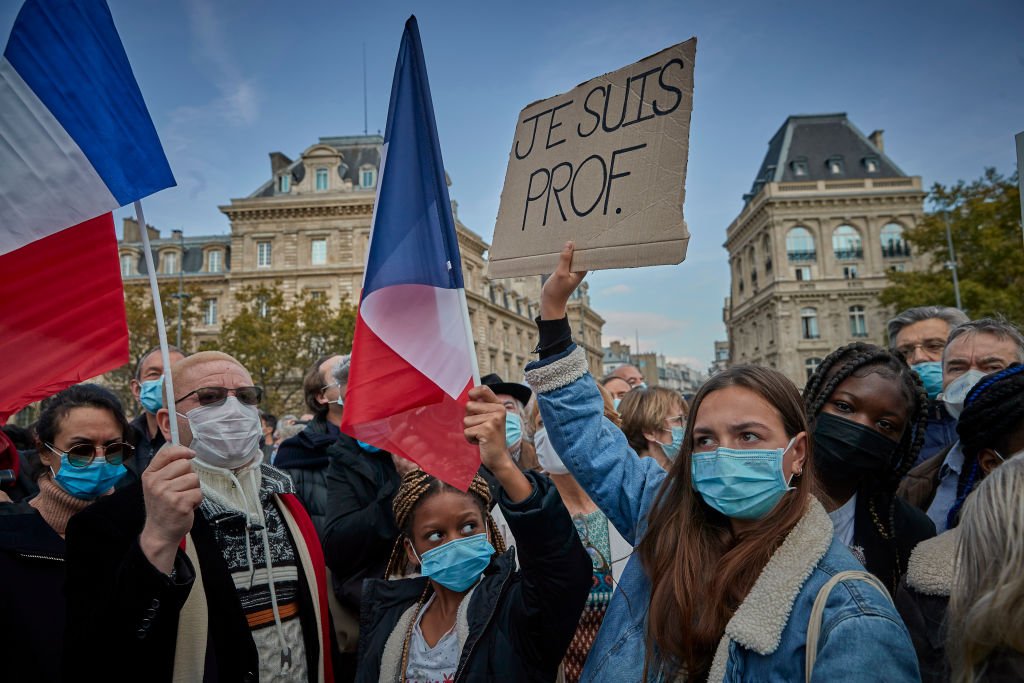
481, 374, 539, 472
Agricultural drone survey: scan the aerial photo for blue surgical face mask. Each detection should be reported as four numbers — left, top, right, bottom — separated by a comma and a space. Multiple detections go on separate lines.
357, 439, 381, 453
414, 533, 496, 592
51, 453, 126, 500
139, 377, 164, 414
505, 412, 523, 448
613, 398, 622, 411
912, 361, 943, 400
635, 382, 648, 391
659, 426, 685, 461
691, 437, 797, 520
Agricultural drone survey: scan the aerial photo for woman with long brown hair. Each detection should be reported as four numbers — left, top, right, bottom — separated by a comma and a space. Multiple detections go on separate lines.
523, 243, 919, 681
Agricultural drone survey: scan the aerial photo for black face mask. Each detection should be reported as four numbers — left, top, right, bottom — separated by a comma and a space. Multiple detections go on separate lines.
813, 412, 900, 480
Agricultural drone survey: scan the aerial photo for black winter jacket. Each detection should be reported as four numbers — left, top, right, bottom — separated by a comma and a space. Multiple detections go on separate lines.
276, 417, 339, 539
0, 507, 67, 682
355, 472, 592, 683
63, 482, 324, 683
322, 434, 401, 613
854, 491, 936, 594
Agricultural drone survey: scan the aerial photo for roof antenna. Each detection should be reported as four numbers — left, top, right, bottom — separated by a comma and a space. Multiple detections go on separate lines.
362, 43, 368, 136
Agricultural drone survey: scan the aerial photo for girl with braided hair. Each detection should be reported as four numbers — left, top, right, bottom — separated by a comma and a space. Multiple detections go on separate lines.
895, 363, 1024, 682
355, 385, 592, 683
803, 342, 937, 593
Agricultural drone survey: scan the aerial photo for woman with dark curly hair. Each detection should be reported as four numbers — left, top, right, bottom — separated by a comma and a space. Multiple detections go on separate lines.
803, 342, 937, 593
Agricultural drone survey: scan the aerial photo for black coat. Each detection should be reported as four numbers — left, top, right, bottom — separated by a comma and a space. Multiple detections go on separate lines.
276, 417, 339, 539
894, 580, 949, 683
854, 492, 936, 594
355, 472, 592, 683
0, 507, 67, 682
322, 434, 400, 613
63, 483, 323, 683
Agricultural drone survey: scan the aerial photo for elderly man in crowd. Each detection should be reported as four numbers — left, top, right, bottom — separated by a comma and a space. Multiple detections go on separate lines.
127, 345, 186, 477
610, 363, 647, 390
63, 351, 332, 682
898, 318, 1024, 532
887, 306, 969, 465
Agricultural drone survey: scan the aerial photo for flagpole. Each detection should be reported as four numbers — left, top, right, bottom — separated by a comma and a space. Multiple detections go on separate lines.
458, 288, 481, 386
134, 200, 180, 445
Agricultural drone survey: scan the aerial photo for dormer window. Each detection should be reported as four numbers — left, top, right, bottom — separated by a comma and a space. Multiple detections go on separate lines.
315, 168, 329, 191
826, 156, 845, 176
277, 174, 290, 193
863, 156, 880, 173
360, 165, 377, 189
790, 158, 808, 177
763, 165, 776, 182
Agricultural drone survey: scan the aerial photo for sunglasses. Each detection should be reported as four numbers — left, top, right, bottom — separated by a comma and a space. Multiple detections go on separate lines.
176, 385, 263, 407
45, 441, 133, 468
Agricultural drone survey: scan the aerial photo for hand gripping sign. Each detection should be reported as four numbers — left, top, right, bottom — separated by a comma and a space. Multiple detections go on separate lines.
488, 37, 696, 278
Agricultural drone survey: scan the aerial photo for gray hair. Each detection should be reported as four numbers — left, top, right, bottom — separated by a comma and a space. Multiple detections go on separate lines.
332, 354, 352, 385
945, 317, 1024, 363
886, 306, 969, 349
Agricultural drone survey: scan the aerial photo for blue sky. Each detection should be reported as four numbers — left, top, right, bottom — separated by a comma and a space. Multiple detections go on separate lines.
3, 0, 1022, 369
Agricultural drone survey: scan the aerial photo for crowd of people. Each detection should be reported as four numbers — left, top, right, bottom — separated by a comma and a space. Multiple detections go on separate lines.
1, 242, 1022, 682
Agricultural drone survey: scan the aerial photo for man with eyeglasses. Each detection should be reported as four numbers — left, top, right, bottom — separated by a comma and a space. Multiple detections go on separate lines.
63, 351, 333, 682
887, 305, 969, 466
126, 345, 185, 479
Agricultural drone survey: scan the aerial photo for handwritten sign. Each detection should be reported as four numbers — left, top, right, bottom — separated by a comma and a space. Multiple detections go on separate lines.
488, 38, 696, 278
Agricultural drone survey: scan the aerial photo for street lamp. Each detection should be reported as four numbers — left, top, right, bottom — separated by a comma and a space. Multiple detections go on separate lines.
943, 210, 963, 312
170, 230, 190, 347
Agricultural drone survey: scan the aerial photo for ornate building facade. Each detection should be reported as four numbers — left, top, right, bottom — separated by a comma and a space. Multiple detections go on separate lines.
724, 114, 925, 387
119, 135, 605, 381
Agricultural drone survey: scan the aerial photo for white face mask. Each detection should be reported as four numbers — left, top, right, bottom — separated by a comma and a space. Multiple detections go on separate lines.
178, 396, 262, 469
535, 427, 569, 475
940, 369, 987, 420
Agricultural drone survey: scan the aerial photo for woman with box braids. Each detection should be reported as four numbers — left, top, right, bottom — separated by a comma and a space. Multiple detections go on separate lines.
804, 342, 936, 592
947, 363, 1024, 529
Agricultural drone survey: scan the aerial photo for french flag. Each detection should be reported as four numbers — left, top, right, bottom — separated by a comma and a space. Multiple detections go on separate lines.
0, 0, 175, 422
342, 16, 481, 491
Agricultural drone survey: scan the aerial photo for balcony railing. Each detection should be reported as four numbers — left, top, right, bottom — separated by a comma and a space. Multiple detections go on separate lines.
787, 250, 817, 262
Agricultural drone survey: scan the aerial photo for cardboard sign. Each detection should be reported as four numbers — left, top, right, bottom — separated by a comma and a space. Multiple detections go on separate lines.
488, 37, 696, 278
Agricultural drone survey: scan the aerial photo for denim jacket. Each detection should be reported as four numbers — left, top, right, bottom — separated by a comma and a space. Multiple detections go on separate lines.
524, 345, 921, 682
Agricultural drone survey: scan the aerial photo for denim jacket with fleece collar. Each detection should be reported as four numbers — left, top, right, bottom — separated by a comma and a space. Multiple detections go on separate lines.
524, 345, 921, 682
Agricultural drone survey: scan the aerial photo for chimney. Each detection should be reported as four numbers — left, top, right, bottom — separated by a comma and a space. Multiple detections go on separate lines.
868, 129, 884, 152
172, 229, 183, 241
123, 217, 140, 242
270, 152, 292, 176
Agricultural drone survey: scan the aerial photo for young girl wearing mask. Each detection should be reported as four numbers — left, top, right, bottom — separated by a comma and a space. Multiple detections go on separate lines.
0, 384, 133, 682
355, 385, 592, 682
523, 243, 919, 681
803, 343, 937, 593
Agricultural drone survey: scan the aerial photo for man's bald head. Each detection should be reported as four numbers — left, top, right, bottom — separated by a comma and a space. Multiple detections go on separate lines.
170, 351, 251, 399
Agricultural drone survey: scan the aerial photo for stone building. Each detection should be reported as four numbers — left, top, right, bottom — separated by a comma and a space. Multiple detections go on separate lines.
118, 134, 604, 384
724, 114, 925, 386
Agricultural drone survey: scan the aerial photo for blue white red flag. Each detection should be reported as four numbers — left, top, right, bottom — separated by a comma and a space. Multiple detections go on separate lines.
0, 0, 174, 422
342, 16, 480, 490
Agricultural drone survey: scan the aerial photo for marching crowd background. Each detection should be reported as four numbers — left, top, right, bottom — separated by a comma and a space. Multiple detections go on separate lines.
1, 244, 1023, 683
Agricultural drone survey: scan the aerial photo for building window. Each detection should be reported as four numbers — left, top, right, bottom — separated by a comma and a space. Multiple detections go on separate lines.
311, 238, 327, 265
800, 307, 820, 339
762, 234, 772, 272
786, 227, 816, 262
203, 298, 218, 326
208, 250, 222, 273
881, 223, 910, 258
843, 265, 858, 279
849, 305, 868, 337
890, 263, 906, 273
315, 168, 329, 191
309, 290, 325, 301
826, 156, 845, 175
120, 253, 134, 277
163, 251, 178, 274
805, 357, 822, 378
257, 241, 272, 268
257, 295, 270, 318
832, 225, 863, 260
863, 157, 880, 173
795, 266, 811, 281
791, 159, 808, 177
360, 165, 377, 189
278, 174, 290, 193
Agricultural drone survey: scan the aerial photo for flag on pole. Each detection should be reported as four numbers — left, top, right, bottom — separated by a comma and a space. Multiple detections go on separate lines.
342, 16, 480, 490
0, 0, 176, 422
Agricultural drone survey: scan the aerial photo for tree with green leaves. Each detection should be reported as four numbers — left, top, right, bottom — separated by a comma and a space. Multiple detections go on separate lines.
205, 284, 356, 415
880, 168, 1023, 324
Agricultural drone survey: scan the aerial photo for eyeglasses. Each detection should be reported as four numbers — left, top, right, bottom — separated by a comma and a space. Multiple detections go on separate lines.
45, 441, 133, 468
176, 386, 263, 407
663, 414, 686, 429
321, 381, 340, 393
895, 340, 946, 361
